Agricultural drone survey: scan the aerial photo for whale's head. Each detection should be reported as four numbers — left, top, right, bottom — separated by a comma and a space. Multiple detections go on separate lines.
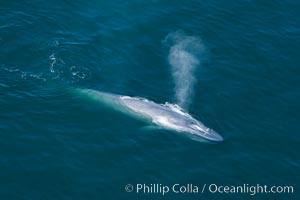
160, 114, 224, 143
153, 113, 224, 143
185, 120, 223, 143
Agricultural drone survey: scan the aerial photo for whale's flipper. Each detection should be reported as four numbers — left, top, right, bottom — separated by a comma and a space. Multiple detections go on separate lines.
140, 125, 162, 132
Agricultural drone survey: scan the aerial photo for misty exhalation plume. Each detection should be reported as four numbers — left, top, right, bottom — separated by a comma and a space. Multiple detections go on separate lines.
164, 31, 205, 110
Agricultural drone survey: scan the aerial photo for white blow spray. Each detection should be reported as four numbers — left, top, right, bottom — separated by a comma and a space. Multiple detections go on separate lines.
164, 31, 205, 110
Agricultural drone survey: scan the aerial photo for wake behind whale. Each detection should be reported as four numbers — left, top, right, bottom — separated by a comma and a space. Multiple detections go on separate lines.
75, 89, 223, 143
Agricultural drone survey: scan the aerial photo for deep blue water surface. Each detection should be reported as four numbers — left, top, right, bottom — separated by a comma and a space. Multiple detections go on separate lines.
0, 1, 299, 199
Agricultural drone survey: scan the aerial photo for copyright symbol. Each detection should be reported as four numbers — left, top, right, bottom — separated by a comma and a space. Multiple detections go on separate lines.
125, 184, 134, 192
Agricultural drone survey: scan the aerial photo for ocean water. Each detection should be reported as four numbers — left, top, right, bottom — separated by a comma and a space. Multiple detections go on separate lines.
0, 0, 299, 199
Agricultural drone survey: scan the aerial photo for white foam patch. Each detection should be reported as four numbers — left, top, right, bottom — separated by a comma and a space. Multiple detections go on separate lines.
1, 54, 91, 84
162, 102, 190, 116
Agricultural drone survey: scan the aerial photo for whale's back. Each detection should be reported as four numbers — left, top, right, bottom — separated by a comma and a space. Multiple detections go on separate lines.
119, 96, 198, 129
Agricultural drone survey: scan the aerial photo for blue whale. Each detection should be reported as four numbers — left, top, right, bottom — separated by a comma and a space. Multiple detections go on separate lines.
75, 89, 223, 143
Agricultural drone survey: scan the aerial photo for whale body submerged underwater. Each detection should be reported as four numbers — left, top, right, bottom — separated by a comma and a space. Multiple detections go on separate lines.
75, 89, 223, 143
